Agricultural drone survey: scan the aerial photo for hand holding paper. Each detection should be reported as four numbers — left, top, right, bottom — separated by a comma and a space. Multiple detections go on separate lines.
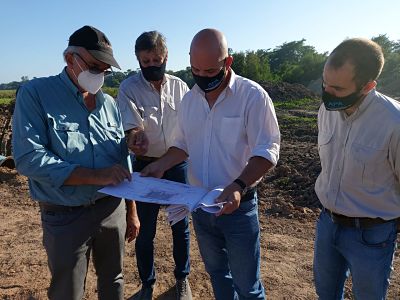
99, 173, 225, 224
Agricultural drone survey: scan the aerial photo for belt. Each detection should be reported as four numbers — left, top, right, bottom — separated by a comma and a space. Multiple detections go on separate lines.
324, 208, 395, 229
241, 187, 257, 202
39, 196, 115, 213
135, 156, 160, 162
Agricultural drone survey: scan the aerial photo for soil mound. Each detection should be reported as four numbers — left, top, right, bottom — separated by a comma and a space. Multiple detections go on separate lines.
261, 81, 319, 102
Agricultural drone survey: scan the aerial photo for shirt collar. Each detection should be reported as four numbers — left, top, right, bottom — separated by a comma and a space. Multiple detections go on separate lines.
139, 71, 167, 90
342, 88, 376, 120
59, 67, 106, 109
226, 69, 237, 94
59, 67, 80, 96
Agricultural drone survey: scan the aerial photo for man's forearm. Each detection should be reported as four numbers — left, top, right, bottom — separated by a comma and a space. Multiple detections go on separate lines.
236, 156, 274, 187
63, 167, 98, 185
158, 147, 188, 171
126, 199, 137, 215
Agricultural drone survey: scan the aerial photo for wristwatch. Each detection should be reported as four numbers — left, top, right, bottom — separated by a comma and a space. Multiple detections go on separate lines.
233, 178, 247, 195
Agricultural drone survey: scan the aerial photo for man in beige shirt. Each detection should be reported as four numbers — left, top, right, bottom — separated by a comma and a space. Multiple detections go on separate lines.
117, 31, 191, 300
314, 38, 400, 299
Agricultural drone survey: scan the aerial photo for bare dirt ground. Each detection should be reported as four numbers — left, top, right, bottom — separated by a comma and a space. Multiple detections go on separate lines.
1, 83, 400, 299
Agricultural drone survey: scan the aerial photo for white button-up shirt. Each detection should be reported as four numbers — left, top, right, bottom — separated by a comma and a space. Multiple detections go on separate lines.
172, 70, 280, 189
117, 72, 189, 157
315, 89, 400, 220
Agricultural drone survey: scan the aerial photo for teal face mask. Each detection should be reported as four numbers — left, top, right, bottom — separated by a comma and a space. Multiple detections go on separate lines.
322, 86, 362, 111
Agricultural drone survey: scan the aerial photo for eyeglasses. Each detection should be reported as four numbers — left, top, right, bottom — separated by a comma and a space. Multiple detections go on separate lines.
74, 53, 113, 76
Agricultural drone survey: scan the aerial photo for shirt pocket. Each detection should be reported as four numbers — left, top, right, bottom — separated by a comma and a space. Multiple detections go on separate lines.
142, 106, 162, 143
103, 121, 123, 142
350, 142, 393, 190
220, 117, 244, 145
318, 130, 334, 172
164, 94, 176, 111
162, 98, 178, 124
49, 118, 86, 157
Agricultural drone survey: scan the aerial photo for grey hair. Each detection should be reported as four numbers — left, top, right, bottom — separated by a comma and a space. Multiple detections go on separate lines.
62, 46, 84, 62
135, 31, 168, 57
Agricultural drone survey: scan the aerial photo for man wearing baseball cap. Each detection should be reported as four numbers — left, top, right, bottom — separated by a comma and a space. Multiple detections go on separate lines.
12, 25, 139, 299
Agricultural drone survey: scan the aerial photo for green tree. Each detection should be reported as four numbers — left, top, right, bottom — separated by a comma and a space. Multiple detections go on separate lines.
232, 51, 246, 75
170, 67, 195, 88
269, 39, 327, 84
372, 34, 397, 57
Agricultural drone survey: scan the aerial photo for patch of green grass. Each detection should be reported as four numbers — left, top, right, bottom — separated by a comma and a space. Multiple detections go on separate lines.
274, 98, 320, 110
0, 90, 16, 99
0, 98, 14, 105
279, 114, 317, 128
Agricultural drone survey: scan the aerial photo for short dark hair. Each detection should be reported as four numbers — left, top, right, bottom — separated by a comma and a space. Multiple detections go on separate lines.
328, 38, 384, 87
135, 31, 167, 57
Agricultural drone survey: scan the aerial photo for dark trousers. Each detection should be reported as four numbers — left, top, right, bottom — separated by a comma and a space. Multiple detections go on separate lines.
40, 196, 126, 300
133, 159, 190, 287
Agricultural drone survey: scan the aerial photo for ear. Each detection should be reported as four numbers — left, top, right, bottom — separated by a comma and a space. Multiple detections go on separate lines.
65, 53, 74, 68
361, 80, 377, 95
225, 55, 234, 69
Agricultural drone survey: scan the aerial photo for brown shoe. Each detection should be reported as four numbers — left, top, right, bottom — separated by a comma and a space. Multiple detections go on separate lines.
176, 277, 192, 300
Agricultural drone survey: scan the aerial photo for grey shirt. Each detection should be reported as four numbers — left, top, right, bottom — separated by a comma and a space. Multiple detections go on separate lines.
117, 72, 189, 158
315, 89, 400, 220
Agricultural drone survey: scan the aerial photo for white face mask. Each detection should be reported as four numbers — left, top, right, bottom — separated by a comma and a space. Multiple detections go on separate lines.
73, 56, 104, 94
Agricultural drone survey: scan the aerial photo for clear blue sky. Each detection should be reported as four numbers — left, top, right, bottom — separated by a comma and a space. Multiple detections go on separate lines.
1, 0, 399, 83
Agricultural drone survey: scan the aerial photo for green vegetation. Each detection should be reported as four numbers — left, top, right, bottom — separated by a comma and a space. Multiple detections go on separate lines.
1, 34, 399, 97
274, 98, 320, 110
0, 90, 16, 106
372, 34, 400, 97
280, 115, 317, 126
0, 98, 14, 105
0, 90, 15, 99
102, 87, 118, 98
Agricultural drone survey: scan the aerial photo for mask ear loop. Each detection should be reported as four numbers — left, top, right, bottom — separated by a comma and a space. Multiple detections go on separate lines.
70, 54, 85, 82
73, 54, 85, 72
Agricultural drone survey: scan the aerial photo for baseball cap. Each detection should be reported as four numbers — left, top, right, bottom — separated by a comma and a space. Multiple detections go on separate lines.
68, 25, 121, 69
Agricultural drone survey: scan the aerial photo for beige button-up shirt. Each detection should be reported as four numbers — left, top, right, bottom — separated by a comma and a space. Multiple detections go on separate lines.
315, 89, 400, 220
172, 70, 280, 189
117, 72, 189, 158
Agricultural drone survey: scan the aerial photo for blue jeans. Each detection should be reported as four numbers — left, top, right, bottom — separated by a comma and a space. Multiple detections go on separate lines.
133, 159, 190, 287
192, 195, 265, 300
313, 209, 397, 300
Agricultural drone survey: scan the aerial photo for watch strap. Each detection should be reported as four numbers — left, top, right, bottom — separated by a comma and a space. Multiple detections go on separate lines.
233, 178, 247, 192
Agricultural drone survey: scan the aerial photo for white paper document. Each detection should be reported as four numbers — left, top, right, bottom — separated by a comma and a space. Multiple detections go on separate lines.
99, 173, 225, 225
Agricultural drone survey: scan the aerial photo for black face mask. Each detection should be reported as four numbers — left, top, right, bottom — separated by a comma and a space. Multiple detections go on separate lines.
322, 86, 363, 111
192, 66, 226, 93
140, 60, 166, 82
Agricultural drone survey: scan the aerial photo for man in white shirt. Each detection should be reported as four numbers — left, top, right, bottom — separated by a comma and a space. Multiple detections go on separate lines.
117, 31, 191, 300
142, 28, 280, 300
314, 38, 400, 299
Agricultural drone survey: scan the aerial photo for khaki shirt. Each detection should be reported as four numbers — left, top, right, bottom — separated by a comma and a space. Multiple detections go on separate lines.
315, 89, 400, 220
117, 72, 189, 157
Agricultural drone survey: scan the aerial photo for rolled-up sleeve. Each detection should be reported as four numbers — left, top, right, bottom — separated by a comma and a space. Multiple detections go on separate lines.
246, 90, 280, 166
12, 85, 78, 188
